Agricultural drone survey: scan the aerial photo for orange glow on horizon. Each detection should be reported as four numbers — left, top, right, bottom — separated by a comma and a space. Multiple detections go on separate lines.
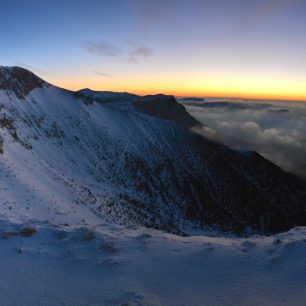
48, 73, 306, 102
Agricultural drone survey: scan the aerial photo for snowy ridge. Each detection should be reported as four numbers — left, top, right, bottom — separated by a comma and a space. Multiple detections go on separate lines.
1, 66, 306, 305
0, 66, 306, 235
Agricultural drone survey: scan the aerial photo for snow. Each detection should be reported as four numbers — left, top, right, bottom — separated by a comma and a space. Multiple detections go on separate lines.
1, 69, 306, 305
0, 218, 306, 306
0, 83, 218, 233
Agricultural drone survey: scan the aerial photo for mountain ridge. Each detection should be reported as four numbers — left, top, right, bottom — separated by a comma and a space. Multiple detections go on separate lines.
0, 66, 306, 235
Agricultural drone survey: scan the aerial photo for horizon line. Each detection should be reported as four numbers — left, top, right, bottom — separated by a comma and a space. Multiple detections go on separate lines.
3, 65, 306, 103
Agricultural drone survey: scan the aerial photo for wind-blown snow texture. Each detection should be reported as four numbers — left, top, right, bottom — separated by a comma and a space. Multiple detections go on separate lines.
1, 66, 306, 305
1, 219, 306, 306
0, 66, 306, 235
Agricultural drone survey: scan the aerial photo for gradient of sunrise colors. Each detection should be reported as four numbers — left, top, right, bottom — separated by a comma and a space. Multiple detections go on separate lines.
2, 0, 306, 100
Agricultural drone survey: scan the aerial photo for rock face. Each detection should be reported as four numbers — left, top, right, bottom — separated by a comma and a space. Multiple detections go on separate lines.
134, 94, 202, 128
0, 66, 306, 235
78, 89, 139, 104
0, 66, 45, 99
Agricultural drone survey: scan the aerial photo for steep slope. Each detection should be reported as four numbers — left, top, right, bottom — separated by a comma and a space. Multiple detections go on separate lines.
1, 66, 306, 235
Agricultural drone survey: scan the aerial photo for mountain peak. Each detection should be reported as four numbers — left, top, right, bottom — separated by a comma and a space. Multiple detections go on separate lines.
0, 66, 46, 99
134, 94, 202, 128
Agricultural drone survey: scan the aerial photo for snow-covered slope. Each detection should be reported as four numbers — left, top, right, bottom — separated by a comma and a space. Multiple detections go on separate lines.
1, 66, 306, 235
1, 66, 306, 305
1, 219, 306, 306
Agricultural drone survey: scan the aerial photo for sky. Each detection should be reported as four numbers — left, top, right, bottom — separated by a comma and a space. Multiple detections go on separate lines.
1, 0, 306, 100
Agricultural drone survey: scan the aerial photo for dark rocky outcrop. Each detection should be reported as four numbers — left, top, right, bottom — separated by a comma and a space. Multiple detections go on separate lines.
134, 94, 202, 128
0, 66, 45, 99
77, 89, 139, 104
74, 91, 94, 105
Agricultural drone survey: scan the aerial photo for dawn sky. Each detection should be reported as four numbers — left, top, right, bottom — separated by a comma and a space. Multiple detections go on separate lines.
2, 0, 306, 100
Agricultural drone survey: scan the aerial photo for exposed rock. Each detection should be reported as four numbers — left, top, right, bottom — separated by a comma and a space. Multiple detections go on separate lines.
134, 94, 202, 128
0, 66, 45, 99
77, 89, 139, 104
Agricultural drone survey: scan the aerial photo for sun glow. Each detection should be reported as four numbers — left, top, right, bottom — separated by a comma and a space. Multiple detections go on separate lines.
50, 72, 306, 102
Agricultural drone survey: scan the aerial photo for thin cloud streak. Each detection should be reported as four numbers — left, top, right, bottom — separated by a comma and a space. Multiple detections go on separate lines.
94, 71, 113, 78
83, 41, 122, 57
84, 40, 154, 64
127, 46, 154, 63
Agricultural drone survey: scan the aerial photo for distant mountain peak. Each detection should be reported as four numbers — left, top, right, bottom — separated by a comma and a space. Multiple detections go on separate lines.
134, 94, 202, 128
76, 88, 139, 104
0, 66, 46, 99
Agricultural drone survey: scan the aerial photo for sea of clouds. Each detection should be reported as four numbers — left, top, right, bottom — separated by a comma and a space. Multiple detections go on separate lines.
179, 98, 306, 178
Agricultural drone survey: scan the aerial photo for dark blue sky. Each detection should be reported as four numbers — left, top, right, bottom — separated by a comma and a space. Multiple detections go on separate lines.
2, 0, 306, 99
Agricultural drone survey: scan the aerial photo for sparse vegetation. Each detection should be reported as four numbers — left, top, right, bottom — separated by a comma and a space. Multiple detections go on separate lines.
1, 231, 19, 240
20, 227, 37, 237
81, 229, 96, 241
102, 242, 117, 253
0, 135, 3, 154
273, 238, 282, 245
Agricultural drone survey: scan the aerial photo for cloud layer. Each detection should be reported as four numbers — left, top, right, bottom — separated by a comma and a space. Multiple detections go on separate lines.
180, 98, 306, 177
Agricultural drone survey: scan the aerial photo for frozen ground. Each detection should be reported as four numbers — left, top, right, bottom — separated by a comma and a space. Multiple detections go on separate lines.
0, 218, 306, 306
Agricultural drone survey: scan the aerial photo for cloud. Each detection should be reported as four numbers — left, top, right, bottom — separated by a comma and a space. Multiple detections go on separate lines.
259, 0, 292, 16
127, 46, 154, 63
94, 71, 113, 78
83, 41, 122, 57
84, 41, 153, 63
217, 120, 303, 148
182, 98, 306, 176
180, 100, 273, 110
243, 0, 301, 32
126, 0, 169, 33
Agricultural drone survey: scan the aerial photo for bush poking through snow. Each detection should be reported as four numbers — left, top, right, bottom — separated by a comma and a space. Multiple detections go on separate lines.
273, 238, 282, 245
81, 229, 96, 241
1, 232, 19, 240
102, 242, 117, 253
0, 135, 3, 154
20, 227, 37, 237
1, 228, 37, 239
